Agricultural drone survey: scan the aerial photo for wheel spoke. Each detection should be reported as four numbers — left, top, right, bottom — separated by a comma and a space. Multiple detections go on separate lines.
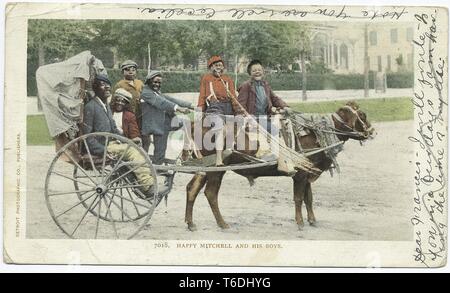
123, 177, 141, 217
105, 161, 147, 187
101, 136, 109, 179
106, 190, 152, 210
51, 171, 96, 188
63, 149, 97, 186
70, 194, 101, 237
104, 192, 139, 224
102, 196, 118, 239
82, 138, 101, 183
119, 185, 125, 221
104, 192, 116, 221
120, 194, 124, 222
94, 196, 102, 239
105, 189, 121, 221
55, 191, 96, 218
102, 144, 131, 184
74, 174, 104, 180
48, 188, 95, 197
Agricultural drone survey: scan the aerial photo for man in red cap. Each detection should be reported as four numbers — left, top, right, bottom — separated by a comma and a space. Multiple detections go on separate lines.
197, 55, 244, 166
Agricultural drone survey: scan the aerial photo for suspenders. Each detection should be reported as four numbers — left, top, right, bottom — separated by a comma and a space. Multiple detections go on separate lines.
205, 80, 229, 107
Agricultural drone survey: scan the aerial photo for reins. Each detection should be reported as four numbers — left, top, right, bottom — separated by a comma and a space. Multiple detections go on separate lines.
290, 108, 370, 140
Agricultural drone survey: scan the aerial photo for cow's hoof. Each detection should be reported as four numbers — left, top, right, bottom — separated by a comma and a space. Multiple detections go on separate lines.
297, 222, 305, 231
308, 220, 317, 227
187, 223, 197, 232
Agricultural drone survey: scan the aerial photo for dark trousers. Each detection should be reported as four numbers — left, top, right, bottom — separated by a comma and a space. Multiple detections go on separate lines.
152, 133, 169, 165
142, 134, 152, 153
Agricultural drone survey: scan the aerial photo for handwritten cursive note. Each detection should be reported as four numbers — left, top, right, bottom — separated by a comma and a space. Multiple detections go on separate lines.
137, 6, 408, 21
410, 9, 448, 268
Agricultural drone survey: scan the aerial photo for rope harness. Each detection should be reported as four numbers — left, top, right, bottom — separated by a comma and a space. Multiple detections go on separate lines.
202, 72, 317, 174
289, 113, 344, 176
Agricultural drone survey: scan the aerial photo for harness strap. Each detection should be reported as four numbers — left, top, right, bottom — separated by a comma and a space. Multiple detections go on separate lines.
331, 112, 350, 130
342, 105, 372, 133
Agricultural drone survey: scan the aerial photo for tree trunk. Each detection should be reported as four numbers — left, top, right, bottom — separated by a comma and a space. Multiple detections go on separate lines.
301, 51, 307, 101
142, 56, 147, 72
37, 44, 45, 111
234, 54, 238, 92
38, 44, 45, 66
147, 42, 151, 72
223, 24, 228, 66
111, 47, 119, 69
364, 24, 369, 98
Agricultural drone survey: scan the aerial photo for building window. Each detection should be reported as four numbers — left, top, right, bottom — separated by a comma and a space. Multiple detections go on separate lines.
390, 29, 398, 43
377, 56, 382, 72
387, 55, 391, 72
369, 31, 377, 46
406, 27, 413, 42
312, 33, 328, 62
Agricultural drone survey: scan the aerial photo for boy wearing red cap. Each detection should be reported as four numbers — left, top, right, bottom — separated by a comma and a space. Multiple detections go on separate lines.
198, 55, 244, 166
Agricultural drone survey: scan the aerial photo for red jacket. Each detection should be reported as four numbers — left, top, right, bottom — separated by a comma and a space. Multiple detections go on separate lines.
121, 110, 141, 139
237, 80, 288, 115
197, 73, 244, 114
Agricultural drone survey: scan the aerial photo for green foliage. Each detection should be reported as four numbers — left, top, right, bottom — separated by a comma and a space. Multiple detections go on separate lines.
28, 69, 413, 95
27, 19, 310, 77
307, 60, 333, 74
27, 19, 97, 60
105, 69, 250, 93
386, 72, 413, 88
27, 115, 53, 145
25, 19, 411, 95
229, 21, 309, 69
288, 97, 413, 122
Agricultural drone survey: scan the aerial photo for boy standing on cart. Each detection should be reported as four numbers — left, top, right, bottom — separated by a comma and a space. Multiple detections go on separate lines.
197, 55, 245, 166
113, 60, 151, 152
140, 70, 193, 165
84, 74, 163, 197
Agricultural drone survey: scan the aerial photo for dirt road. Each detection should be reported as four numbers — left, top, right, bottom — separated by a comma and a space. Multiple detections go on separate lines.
26, 120, 414, 241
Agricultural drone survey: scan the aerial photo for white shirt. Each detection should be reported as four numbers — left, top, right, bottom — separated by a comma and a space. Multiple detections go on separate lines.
95, 96, 108, 113
112, 111, 124, 135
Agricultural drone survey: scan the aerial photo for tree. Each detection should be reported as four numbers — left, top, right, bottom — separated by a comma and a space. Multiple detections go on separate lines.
28, 19, 97, 109
364, 24, 369, 98
28, 19, 97, 63
174, 21, 223, 70
295, 26, 311, 101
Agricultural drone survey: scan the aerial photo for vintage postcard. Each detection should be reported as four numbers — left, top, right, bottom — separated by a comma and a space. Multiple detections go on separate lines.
3, 2, 448, 267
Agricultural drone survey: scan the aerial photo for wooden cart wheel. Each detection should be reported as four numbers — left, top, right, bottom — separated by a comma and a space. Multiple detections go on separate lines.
45, 132, 160, 239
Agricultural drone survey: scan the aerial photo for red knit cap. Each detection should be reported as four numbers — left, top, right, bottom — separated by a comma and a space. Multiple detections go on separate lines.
207, 55, 224, 68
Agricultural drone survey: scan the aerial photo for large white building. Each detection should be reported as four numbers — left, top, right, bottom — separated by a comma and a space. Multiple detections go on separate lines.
310, 22, 414, 74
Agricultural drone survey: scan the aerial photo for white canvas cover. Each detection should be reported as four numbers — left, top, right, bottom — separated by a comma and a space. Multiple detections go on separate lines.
36, 50, 107, 138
